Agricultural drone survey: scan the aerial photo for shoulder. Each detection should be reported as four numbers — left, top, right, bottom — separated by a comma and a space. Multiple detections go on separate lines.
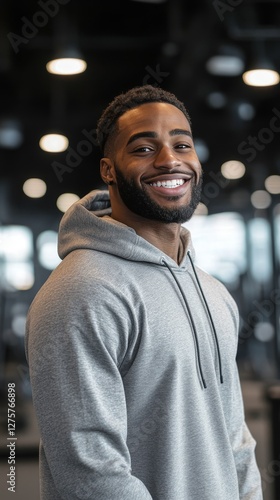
194, 264, 239, 318
43, 249, 127, 289
27, 249, 136, 324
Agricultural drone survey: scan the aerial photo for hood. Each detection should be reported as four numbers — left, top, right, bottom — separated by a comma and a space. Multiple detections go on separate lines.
58, 189, 195, 269
58, 189, 223, 388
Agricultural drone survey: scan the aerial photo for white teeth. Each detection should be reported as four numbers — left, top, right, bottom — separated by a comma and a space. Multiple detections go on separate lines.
149, 179, 185, 188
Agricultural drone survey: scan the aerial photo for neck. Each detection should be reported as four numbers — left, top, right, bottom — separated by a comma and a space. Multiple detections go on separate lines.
136, 221, 183, 264
109, 188, 184, 263
111, 206, 182, 264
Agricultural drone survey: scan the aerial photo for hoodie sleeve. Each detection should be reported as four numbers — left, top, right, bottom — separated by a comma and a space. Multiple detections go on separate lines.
206, 276, 263, 499
221, 294, 263, 500
229, 363, 263, 499
25, 270, 153, 500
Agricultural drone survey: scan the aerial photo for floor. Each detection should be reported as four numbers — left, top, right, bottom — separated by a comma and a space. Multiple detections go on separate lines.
0, 380, 277, 500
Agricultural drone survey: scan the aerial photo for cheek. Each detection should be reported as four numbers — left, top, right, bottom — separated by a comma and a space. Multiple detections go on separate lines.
192, 157, 202, 173
185, 154, 201, 172
190, 153, 201, 166
114, 161, 143, 186
119, 158, 147, 179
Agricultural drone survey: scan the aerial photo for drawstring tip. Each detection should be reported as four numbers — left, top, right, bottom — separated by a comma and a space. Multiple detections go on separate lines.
202, 378, 207, 389
220, 375, 224, 384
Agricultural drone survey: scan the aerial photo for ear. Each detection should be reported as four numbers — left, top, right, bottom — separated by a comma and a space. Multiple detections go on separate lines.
100, 158, 116, 185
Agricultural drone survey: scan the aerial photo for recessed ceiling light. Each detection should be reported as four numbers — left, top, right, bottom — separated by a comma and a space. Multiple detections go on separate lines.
56, 193, 80, 213
265, 174, 280, 194
39, 133, 69, 153
37, 230, 61, 270
23, 178, 47, 198
237, 102, 255, 121
194, 203, 208, 216
242, 69, 280, 87
274, 203, 280, 216
206, 91, 227, 109
206, 55, 244, 76
46, 58, 87, 75
0, 120, 23, 148
194, 138, 210, 163
221, 160, 246, 180
254, 322, 274, 342
251, 190, 272, 209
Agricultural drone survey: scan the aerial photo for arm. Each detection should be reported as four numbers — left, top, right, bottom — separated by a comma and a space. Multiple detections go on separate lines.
25, 273, 152, 500
229, 362, 263, 499
213, 279, 263, 499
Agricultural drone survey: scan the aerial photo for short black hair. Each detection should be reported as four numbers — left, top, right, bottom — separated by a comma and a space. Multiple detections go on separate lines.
96, 84, 191, 156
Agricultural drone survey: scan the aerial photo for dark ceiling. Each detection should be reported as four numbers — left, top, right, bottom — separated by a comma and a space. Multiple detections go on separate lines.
1, 0, 280, 222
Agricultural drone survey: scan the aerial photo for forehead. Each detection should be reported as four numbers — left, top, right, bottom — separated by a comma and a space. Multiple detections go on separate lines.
117, 102, 191, 136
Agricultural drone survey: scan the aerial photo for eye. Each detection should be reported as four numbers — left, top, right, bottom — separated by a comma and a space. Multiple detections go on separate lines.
175, 143, 192, 150
133, 146, 154, 153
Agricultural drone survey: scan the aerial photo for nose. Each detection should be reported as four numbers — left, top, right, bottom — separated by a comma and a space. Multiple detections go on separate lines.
153, 146, 181, 170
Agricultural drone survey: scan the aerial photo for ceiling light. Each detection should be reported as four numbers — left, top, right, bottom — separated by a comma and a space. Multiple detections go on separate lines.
251, 190, 271, 209
0, 119, 23, 148
265, 175, 280, 194
206, 92, 227, 109
243, 41, 280, 87
0, 226, 33, 261
46, 57, 87, 75
206, 55, 244, 76
37, 230, 61, 270
221, 160, 246, 180
254, 322, 274, 343
274, 203, 280, 216
5, 263, 34, 291
23, 178, 47, 198
39, 133, 69, 152
237, 102, 255, 121
12, 314, 27, 337
194, 139, 209, 163
194, 203, 208, 216
248, 218, 272, 282
56, 193, 80, 213
242, 68, 280, 87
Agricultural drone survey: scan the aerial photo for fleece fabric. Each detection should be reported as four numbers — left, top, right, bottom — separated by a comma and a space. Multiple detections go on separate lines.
25, 189, 263, 500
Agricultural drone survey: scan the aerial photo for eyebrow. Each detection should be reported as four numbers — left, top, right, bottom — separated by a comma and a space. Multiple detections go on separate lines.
126, 129, 192, 146
170, 128, 192, 138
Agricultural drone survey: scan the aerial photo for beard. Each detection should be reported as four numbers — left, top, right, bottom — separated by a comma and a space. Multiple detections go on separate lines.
114, 164, 203, 224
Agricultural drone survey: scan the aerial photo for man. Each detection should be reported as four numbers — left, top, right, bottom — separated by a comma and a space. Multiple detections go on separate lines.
25, 84, 262, 499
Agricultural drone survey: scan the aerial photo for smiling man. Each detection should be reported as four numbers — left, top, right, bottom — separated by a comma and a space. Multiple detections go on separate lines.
25, 85, 262, 499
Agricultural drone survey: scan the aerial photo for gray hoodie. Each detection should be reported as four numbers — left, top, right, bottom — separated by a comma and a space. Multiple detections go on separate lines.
25, 189, 263, 499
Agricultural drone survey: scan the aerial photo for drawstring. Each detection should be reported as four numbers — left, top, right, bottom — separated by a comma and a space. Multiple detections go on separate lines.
187, 251, 223, 385
162, 252, 224, 389
162, 259, 207, 389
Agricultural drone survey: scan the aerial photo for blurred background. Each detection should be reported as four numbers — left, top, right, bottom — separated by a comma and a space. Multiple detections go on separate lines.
0, 0, 280, 498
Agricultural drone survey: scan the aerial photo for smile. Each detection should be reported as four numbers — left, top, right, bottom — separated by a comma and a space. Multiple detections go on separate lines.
149, 179, 185, 188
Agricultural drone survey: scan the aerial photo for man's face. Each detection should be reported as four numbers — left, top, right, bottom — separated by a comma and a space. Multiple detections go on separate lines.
102, 102, 203, 224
